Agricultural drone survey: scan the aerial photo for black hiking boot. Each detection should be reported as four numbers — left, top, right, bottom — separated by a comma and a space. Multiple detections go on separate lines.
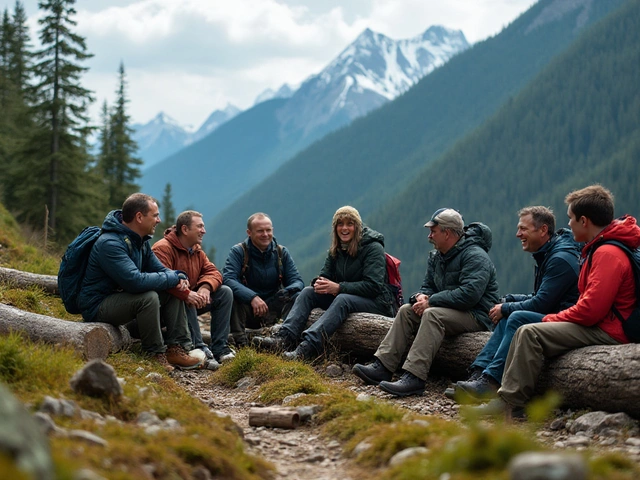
352, 359, 393, 386
379, 371, 426, 397
457, 373, 500, 400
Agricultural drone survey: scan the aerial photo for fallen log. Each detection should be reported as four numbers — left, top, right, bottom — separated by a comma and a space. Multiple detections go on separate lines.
248, 407, 300, 429
0, 267, 58, 294
0, 303, 132, 360
305, 309, 640, 418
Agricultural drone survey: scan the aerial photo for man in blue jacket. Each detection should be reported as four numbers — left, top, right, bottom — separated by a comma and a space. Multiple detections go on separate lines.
223, 213, 304, 347
454, 206, 580, 399
78, 193, 202, 372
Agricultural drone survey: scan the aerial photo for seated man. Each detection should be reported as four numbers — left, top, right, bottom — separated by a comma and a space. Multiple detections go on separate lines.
223, 213, 304, 346
78, 193, 202, 372
153, 210, 235, 368
353, 208, 499, 396
454, 206, 580, 399
473, 185, 639, 418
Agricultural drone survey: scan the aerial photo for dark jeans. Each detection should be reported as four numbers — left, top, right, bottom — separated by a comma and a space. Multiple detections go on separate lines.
98, 291, 191, 354
230, 291, 299, 346
279, 286, 386, 354
187, 285, 233, 357
470, 310, 543, 384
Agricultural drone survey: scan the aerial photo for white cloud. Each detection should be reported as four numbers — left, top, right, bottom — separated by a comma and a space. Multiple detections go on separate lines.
3, 0, 535, 126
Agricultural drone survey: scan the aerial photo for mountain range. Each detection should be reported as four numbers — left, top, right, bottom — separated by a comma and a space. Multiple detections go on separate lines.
206, 0, 630, 294
139, 25, 470, 222
132, 104, 241, 170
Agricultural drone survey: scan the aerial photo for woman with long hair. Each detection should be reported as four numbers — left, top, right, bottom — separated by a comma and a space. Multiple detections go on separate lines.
253, 206, 394, 360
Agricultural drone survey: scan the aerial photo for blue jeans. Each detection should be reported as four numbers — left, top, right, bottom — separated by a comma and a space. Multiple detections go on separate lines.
279, 286, 385, 354
471, 310, 543, 384
187, 285, 233, 357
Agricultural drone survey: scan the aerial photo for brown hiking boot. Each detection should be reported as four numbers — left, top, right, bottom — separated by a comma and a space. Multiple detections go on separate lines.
153, 353, 175, 373
166, 345, 204, 370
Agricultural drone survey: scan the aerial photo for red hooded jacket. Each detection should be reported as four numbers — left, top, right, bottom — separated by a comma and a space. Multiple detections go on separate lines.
152, 227, 223, 301
543, 215, 640, 343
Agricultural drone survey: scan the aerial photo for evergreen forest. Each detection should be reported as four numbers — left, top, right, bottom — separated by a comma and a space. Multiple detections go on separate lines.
0, 0, 141, 246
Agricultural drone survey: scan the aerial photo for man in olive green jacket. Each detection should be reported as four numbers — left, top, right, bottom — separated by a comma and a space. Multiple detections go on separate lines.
353, 208, 500, 396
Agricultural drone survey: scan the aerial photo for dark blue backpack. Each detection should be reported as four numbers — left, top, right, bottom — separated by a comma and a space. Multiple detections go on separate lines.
589, 239, 640, 343
58, 226, 101, 314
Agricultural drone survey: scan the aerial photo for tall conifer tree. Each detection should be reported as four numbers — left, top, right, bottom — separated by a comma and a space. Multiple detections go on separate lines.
10, 0, 101, 242
100, 61, 141, 209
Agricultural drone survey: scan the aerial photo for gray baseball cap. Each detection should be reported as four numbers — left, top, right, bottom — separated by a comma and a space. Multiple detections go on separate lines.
424, 208, 464, 230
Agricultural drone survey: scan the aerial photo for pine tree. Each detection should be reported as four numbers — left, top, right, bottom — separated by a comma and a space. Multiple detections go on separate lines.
100, 61, 142, 209
157, 182, 176, 234
9, 0, 101, 242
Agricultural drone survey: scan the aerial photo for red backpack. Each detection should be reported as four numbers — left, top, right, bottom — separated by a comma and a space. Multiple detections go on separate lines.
385, 253, 404, 315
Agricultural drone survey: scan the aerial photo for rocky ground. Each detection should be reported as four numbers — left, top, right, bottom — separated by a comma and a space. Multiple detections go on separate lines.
173, 358, 640, 480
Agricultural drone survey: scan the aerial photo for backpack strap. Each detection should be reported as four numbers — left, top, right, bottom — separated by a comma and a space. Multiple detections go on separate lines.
238, 242, 250, 286
276, 244, 284, 289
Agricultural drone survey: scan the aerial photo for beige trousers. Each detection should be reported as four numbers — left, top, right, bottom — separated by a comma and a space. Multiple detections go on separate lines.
499, 322, 621, 407
375, 304, 484, 381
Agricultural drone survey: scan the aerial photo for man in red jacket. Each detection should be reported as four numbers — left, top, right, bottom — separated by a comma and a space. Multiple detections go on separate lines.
473, 185, 640, 418
153, 210, 235, 368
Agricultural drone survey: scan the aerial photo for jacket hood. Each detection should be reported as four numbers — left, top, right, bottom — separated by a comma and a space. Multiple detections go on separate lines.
460, 222, 492, 252
101, 210, 150, 243
584, 215, 640, 256
547, 228, 581, 254
360, 226, 385, 248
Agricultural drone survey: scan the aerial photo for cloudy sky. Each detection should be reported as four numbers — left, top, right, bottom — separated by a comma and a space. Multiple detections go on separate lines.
3, 0, 535, 129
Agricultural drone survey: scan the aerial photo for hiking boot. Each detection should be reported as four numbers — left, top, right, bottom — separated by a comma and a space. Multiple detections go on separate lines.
204, 359, 221, 371
466, 366, 483, 382
166, 345, 204, 370
379, 372, 425, 397
282, 341, 315, 361
352, 359, 393, 385
252, 335, 294, 352
457, 373, 499, 400
152, 353, 175, 373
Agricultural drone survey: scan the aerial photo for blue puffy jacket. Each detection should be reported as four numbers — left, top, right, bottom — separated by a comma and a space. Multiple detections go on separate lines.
223, 238, 304, 304
78, 210, 181, 322
501, 228, 580, 317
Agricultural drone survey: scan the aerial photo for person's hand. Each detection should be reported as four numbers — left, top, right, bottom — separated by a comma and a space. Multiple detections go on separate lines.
196, 287, 212, 306
412, 294, 430, 316
177, 279, 190, 292
489, 304, 503, 325
186, 290, 205, 308
251, 296, 269, 317
313, 277, 340, 295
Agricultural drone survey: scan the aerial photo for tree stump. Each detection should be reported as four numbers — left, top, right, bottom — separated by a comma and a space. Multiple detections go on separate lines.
248, 407, 300, 429
0, 304, 132, 360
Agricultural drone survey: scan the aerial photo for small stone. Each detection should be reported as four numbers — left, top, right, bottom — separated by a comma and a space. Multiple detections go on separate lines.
325, 364, 343, 377
327, 440, 340, 449
68, 430, 108, 447
565, 436, 590, 447
305, 454, 325, 463
32, 412, 58, 435
599, 438, 617, 446
245, 436, 261, 446
554, 441, 566, 448
353, 440, 372, 457
356, 393, 373, 402
297, 405, 321, 422
625, 437, 640, 447
191, 466, 213, 480
236, 377, 255, 389
73, 468, 107, 480
80, 410, 104, 421
278, 438, 298, 447
70, 360, 123, 399
550, 418, 566, 431
599, 428, 621, 438
135, 367, 145, 375
136, 411, 162, 426
282, 393, 307, 404
145, 372, 163, 382
389, 447, 429, 467
411, 419, 430, 428
508, 452, 587, 480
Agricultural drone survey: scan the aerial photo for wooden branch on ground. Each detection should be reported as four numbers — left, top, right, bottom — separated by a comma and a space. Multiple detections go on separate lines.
306, 309, 640, 417
0, 267, 58, 294
0, 303, 132, 360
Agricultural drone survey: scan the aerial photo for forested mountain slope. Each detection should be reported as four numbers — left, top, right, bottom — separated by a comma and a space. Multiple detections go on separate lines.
369, 0, 640, 294
209, 0, 626, 278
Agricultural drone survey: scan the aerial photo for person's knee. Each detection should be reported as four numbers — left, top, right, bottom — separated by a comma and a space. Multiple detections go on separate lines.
216, 285, 233, 303
300, 285, 314, 297
138, 291, 160, 310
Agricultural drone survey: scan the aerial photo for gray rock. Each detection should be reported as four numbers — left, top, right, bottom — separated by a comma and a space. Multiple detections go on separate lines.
32, 412, 58, 435
565, 436, 590, 447
145, 372, 163, 382
39, 396, 79, 417
297, 405, 321, 423
0, 383, 55, 479
389, 447, 429, 467
353, 440, 372, 457
236, 376, 255, 390
327, 440, 340, 449
570, 411, 637, 435
550, 418, 566, 431
305, 454, 325, 463
598, 428, 621, 437
282, 392, 307, 404
626, 437, 640, 447
136, 411, 162, 426
356, 393, 373, 402
411, 419, 430, 428
325, 364, 343, 377
192, 466, 213, 480
80, 410, 104, 421
68, 430, 108, 447
508, 452, 587, 480
69, 360, 123, 399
